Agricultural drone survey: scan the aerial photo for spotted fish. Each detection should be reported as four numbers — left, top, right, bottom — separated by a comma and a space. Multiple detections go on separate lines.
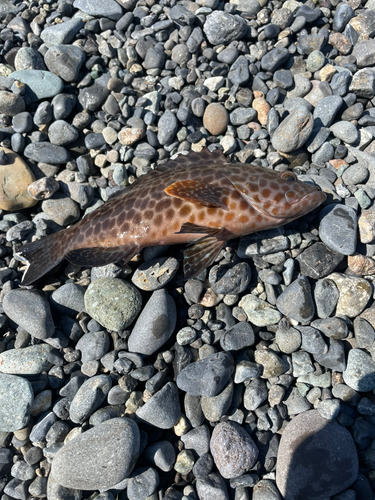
19, 148, 326, 285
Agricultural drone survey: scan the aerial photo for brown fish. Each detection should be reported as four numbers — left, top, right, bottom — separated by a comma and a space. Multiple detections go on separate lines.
19, 148, 326, 285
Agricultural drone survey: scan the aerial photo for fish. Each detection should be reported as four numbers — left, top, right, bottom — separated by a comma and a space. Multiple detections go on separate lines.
18, 148, 326, 285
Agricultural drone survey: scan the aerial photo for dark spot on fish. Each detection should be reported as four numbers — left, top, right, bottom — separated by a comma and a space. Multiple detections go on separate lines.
144, 209, 154, 220
154, 214, 163, 226
262, 189, 271, 198
239, 199, 248, 211
274, 192, 284, 203
240, 215, 249, 223
270, 182, 278, 190
198, 210, 205, 221
166, 208, 175, 220
173, 198, 184, 209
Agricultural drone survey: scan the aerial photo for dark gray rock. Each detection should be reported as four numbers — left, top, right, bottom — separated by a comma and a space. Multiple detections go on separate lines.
319, 204, 357, 255
203, 12, 247, 45
136, 382, 180, 429
276, 276, 315, 324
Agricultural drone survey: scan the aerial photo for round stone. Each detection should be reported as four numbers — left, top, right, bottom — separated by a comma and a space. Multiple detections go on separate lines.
276, 410, 359, 499
48, 120, 79, 146
210, 421, 259, 479
51, 418, 140, 490
203, 103, 229, 136
84, 278, 142, 331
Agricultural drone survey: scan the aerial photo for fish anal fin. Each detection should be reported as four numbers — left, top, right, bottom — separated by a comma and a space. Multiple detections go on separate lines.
164, 180, 229, 210
183, 237, 226, 280
66, 243, 139, 268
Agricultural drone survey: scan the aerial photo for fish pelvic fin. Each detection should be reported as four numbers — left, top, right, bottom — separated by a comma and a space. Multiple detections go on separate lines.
182, 225, 234, 279
66, 243, 139, 268
18, 231, 68, 286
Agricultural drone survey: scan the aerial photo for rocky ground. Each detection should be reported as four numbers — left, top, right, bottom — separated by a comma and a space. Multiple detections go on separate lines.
1, 0, 375, 498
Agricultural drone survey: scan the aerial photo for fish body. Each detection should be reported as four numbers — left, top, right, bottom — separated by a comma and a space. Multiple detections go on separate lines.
19, 148, 326, 285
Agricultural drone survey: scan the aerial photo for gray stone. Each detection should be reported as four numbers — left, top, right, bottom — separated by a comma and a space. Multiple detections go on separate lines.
319, 204, 357, 255
276, 410, 359, 499
276, 276, 315, 324
127, 288, 176, 355
343, 348, 375, 392
127, 467, 159, 500
0, 374, 33, 432
24, 142, 70, 164
157, 110, 178, 146
271, 109, 313, 153
84, 278, 142, 331
313, 95, 343, 128
144, 441, 175, 472
41, 18, 84, 45
51, 418, 139, 490
11, 70, 64, 103
3, 289, 54, 340
73, 0, 123, 20
69, 374, 112, 424
45, 45, 85, 83
196, 473, 229, 500
177, 352, 234, 397
48, 120, 79, 146
330, 121, 359, 145
0, 345, 54, 375
136, 382, 180, 429
14, 47, 46, 71
0, 91, 25, 116
203, 12, 247, 45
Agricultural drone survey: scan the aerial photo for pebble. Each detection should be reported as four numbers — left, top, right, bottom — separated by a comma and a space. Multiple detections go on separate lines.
343, 349, 375, 392
203, 103, 229, 135
24, 143, 70, 164
176, 352, 234, 397
51, 418, 139, 490
326, 273, 372, 318
238, 295, 282, 326
50, 283, 86, 317
73, 0, 123, 20
276, 410, 358, 499
69, 374, 112, 424
276, 276, 315, 324
136, 382, 180, 429
0, 374, 33, 432
48, 120, 79, 146
0, 345, 54, 375
210, 421, 259, 479
144, 441, 175, 472
11, 70, 64, 103
127, 288, 176, 355
127, 467, 159, 500
131, 257, 179, 291
0, 147, 37, 211
84, 278, 142, 331
203, 12, 247, 45
3, 289, 54, 340
319, 204, 358, 255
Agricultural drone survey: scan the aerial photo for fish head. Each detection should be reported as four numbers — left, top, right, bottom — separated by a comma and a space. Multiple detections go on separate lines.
238, 167, 326, 222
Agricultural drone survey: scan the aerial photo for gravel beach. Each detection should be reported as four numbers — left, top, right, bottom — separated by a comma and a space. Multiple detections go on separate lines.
1, 0, 375, 498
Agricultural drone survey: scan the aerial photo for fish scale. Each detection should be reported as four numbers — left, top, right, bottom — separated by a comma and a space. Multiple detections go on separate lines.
18, 148, 326, 285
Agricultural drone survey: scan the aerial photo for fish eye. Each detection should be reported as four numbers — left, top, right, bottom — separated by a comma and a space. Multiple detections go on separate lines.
280, 172, 297, 183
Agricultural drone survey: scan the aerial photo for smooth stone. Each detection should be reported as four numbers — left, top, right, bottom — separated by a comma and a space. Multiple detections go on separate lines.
3, 289, 54, 340
78, 73, 110, 112
127, 288, 176, 355
0, 345, 54, 375
44, 45, 85, 83
127, 467, 159, 500
24, 142, 70, 164
76, 331, 110, 363
11, 70, 64, 103
276, 410, 359, 499
209, 262, 251, 294
51, 94, 77, 121
210, 421, 259, 479
40, 18, 84, 45
85, 278, 142, 331
157, 110, 178, 146
196, 473, 229, 500
50, 283, 86, 317
313, 95, 343, 128
136, 382, 180, 429
73, 0, 124, 20
0, 374, 33, 432
144, 441, 176, 472
254, 350, 287, 378
0, 91, 25, 116
0, 147, 37, 211
14, 47, 46, 71
220, 322, 255, 351
69, 375, 112, 424
176, 352, 234, 397
41, 194, 80, 226
239, 295, 282, 326
203, 103, 229, 135
297, 242, 344, 279
48, 120, 79, 146
326, 272, 372, 317
271, 109, 313, 152
319, 204, 357, 255
201, 379, 234, 422
343, 349, 375, 392
330, 121, 359, 145
51, 418, 139, 490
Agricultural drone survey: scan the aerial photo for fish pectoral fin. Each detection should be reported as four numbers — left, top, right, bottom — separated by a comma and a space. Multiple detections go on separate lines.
177, 222, 223, 236
66, 243, 139, 268
183, 236, 227, 280
164, 180, 229, 210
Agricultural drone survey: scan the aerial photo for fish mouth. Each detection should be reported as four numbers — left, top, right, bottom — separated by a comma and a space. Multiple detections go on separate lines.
291, 188, 327, 211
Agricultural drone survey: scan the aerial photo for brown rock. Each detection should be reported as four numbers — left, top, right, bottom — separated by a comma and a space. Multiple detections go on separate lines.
329, 33, 352, 55
118, 127, 145, 146
252, 96, 270, 126
0, 147, 37, 211
203, 103, 229, 135
27, 177, 60, 201
359, 209, 375, 244
329, 159, 348, 170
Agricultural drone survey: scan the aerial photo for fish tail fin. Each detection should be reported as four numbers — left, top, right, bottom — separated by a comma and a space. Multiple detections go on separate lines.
17, 230, 69, 285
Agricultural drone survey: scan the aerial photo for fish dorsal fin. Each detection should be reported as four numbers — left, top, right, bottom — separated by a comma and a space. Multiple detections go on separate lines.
66, 243, 139, 268
164, 180, 229, 210
159, 147, 228, 170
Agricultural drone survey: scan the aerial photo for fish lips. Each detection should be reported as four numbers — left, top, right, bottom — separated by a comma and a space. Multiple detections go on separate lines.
286, 187, 326, 213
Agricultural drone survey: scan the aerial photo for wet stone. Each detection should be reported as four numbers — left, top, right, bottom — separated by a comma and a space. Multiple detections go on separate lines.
176, 352, 234, 397
84, 278, 142, 331
210, 421, 259, 479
